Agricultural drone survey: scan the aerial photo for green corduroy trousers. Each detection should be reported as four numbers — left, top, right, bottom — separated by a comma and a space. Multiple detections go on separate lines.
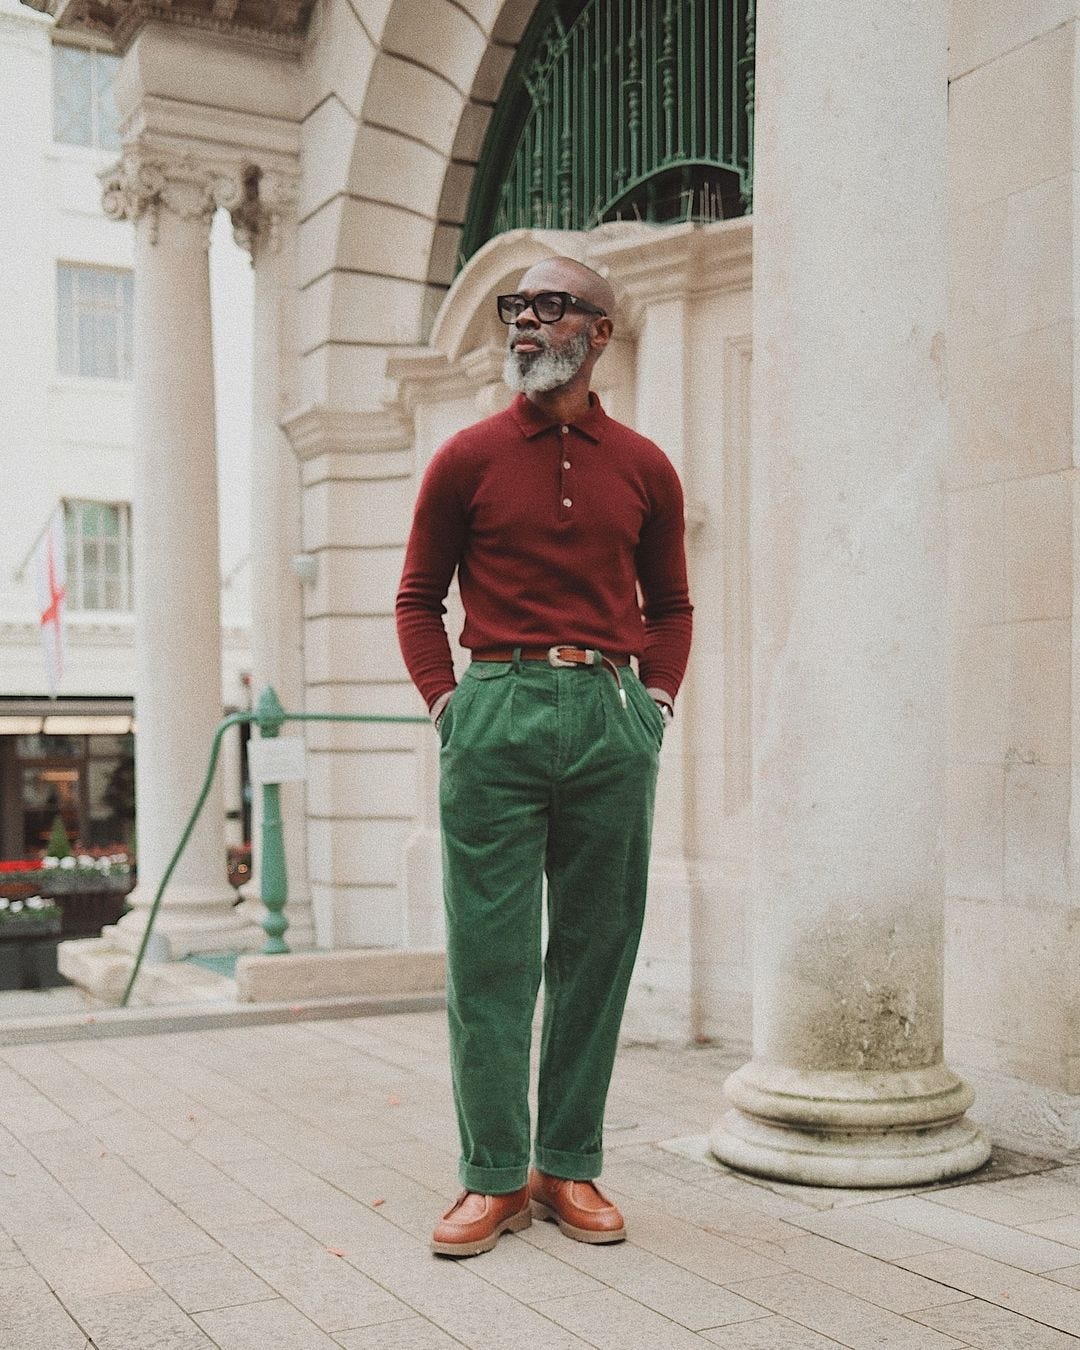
438, 654, 662, 1194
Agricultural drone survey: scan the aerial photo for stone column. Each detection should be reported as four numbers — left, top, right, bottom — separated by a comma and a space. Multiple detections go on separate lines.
232, 170, 315, 950
100, 148, 262, 959
710, 0, 990, 1185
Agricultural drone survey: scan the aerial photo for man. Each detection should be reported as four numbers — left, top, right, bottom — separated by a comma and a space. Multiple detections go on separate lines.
396, 255, 692, 1257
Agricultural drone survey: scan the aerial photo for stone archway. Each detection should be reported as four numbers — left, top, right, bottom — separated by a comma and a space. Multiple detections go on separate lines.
296, 0, 539, 422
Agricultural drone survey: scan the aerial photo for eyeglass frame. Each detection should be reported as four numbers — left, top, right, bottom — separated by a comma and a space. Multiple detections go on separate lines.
497, 290, 608, 325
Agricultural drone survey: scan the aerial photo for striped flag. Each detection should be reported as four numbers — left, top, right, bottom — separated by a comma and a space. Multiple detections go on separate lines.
34, 507, 67, 695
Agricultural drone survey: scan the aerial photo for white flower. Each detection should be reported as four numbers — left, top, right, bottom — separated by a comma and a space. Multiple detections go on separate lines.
77, 854, 94, 867
0, 899, 8, 911
27, 897, 43, 909
95, 857, 111, 871
42, 856, 59, 868
59, 856, 76, 870
10, 901, 23, 912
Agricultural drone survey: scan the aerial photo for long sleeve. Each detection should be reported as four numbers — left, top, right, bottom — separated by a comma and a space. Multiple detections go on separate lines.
635, 458, 693, 700
395, 444, 468, 710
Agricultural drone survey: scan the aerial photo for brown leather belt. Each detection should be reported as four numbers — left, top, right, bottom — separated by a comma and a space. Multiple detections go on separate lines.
472, 645, 630, 708
472, 646, 630, 667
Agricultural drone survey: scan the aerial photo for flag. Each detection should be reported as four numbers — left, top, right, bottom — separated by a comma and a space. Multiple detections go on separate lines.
34, 506, 67, 696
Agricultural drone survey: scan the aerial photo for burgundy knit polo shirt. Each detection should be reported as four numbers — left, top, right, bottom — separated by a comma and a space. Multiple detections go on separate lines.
396, 392, 693, 710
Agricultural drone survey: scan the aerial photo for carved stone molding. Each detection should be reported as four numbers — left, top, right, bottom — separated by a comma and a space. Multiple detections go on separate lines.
280, 404, 413, 462
20, 0, 315, 56
591, 218, 754, 331
230, 166, 299, 258
385, 344, 508, 422
0, 618, 134, 648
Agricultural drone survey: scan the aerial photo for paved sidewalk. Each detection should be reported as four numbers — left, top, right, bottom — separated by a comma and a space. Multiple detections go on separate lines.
1, 1011, 1079, 1348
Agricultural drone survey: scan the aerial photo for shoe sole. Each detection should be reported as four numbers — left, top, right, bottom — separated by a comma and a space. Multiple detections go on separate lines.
531, 1198, 626, 1244
430, 1205, 531, 1257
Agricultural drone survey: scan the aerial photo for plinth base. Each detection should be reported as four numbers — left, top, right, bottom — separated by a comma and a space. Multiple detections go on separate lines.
710, 1060, 992, 1187
112, 884, 265, 960
710, 1109, 990, 1188
57, 939, 238, 1006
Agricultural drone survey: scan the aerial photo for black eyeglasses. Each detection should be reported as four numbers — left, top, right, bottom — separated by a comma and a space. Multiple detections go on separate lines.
497, 291, 607, 324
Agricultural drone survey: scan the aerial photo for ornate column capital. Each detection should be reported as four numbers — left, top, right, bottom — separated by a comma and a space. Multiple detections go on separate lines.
100, 146, 245, 247
100, 146, 298, 255
230, 167, 299, 259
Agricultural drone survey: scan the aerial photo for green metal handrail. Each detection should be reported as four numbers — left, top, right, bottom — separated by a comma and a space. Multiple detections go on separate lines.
120, 688, 427, 1006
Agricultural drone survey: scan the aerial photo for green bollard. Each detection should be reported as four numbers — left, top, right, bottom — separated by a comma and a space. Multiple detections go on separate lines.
254, 686, 289, 955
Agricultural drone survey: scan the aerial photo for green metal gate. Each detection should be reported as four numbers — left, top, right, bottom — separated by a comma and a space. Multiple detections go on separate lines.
460, 0, 755, 263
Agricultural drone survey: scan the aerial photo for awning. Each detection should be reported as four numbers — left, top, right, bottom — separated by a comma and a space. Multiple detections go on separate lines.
0, 697, 135, 736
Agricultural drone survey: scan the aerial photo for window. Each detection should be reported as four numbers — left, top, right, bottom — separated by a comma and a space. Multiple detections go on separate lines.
14, 731, 135, 854
52, 45, 122, 151
56, 265, 134, 380
64, 500, 133, 613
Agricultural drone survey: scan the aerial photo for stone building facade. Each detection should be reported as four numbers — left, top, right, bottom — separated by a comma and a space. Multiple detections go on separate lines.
20, 0, 1080, 1177
0, 0, 252, 867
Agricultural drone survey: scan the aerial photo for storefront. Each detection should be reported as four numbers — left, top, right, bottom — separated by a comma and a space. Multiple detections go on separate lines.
0, 697, 134, 859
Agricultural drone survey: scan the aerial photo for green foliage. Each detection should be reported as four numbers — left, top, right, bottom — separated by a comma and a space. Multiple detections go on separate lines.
0, 897, 62, 932
46, 815, 72, 860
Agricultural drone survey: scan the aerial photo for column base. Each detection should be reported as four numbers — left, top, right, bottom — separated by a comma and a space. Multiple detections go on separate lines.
710, 1061, 992, 1188
113, 882, 265, 960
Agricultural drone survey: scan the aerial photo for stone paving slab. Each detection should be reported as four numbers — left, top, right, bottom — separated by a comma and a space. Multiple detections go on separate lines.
0, 1010, 1076, 1348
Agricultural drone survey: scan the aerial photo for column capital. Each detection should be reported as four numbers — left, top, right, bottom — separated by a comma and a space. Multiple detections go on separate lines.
101, 144, 299, 255
100, 144, 244, 247
230, 166, 299, 259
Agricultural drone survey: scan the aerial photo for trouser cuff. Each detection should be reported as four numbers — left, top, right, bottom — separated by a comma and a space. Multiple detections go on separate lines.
458, 1159, 528, 1194
533, 1144, 603, 1181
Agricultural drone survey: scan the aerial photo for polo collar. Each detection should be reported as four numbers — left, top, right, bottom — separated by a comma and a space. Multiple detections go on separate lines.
510, 391, 605, 442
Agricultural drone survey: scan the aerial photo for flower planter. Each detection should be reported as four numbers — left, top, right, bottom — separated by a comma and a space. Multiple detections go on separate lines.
0, 933, 65, 990
0, 944, 21, 990
20, 938, 63, 989
0, 872, 135, 940
0, 857, 138, 945
54, 890, 131, 939
0, 917, 61, 937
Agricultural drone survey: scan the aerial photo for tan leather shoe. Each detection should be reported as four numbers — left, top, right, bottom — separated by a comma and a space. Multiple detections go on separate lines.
528, 1168, 626, 1243
430, 1186, 531, 1257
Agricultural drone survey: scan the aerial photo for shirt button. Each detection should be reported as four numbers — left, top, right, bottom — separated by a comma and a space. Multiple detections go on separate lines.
562, 497, 572, 508
560, 424, 569, 434
563, 460, 571, 470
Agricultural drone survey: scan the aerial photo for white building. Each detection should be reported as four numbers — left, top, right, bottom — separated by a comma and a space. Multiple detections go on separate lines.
0, 0, 252, 862
11, 0, 1080, 1183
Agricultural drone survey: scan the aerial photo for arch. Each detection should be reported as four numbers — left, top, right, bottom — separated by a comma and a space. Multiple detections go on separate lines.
428, 226, 587, 361
342, 0, 540, 290
293, 0, 542, 407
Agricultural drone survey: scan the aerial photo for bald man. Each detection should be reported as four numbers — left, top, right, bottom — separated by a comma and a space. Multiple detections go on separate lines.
397, 257, 693, 1256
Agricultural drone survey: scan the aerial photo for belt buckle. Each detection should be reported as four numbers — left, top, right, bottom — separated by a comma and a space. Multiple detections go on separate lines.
548, 645, 585, 668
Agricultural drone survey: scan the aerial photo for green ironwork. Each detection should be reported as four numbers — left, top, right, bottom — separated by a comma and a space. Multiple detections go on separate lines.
254, 686, 289, 955
120, 692, 428, 1006
460, 0, 755, 264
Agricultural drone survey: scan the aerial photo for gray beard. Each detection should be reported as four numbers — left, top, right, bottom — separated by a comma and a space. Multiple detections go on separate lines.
503, 327, 591, 396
